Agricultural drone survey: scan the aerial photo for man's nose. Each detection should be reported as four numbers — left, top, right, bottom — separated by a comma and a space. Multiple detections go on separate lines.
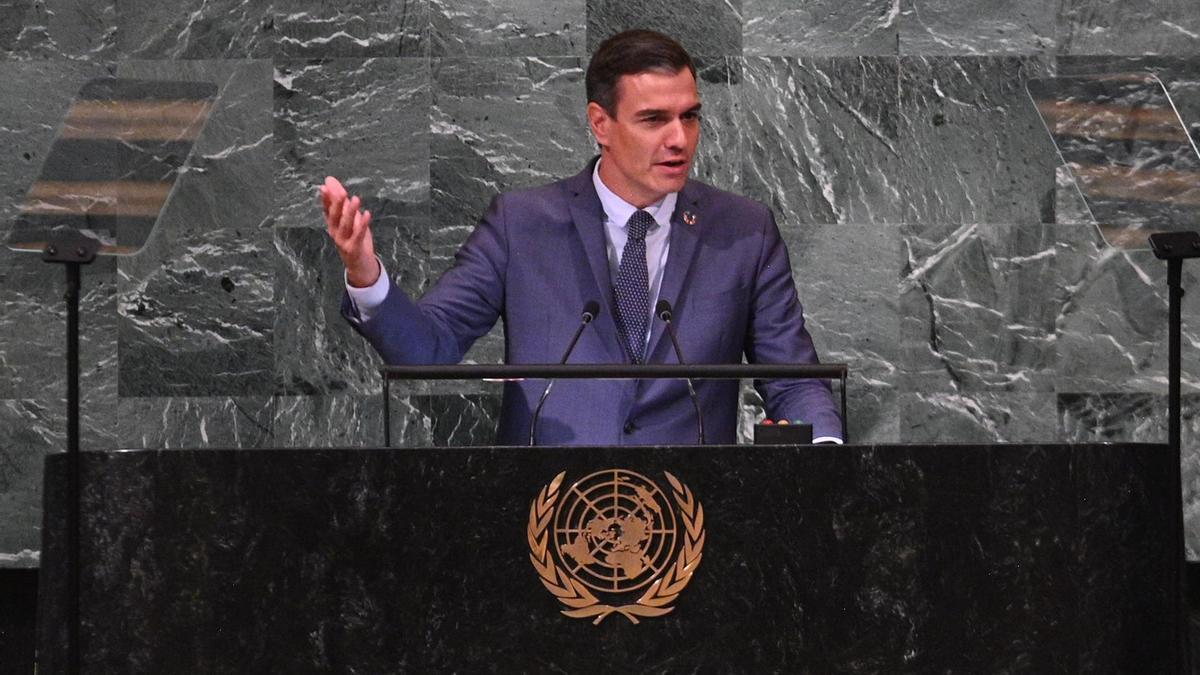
664, 118, 686, 149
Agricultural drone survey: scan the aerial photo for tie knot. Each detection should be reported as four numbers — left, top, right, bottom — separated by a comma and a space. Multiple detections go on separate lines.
626, 210, 654, 241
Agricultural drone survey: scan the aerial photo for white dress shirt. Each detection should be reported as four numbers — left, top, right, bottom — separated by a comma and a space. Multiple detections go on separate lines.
592, 159, 673, 349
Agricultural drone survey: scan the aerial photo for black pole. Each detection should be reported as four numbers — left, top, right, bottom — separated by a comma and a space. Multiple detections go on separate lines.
65, 261, 81, 675
1169, 257, 1182, 456
42, 233, 99, 675
1167, 257, 1186, 675
1147, 231, 1198, 674
840, 371, 848, 443
383, 376, 391, 449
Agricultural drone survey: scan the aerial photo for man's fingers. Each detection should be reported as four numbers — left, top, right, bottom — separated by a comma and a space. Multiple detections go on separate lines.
319, 184, 331, 214
324, 176, 347, 201
338, 195, 359, 235
326, 195, 344, 233
353, 210, 372, 244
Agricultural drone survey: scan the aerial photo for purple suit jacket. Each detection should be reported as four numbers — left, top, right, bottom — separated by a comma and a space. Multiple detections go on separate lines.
342, 160, 842, 445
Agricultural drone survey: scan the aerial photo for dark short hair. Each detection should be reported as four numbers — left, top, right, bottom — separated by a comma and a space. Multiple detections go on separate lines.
586, 30, 696, 116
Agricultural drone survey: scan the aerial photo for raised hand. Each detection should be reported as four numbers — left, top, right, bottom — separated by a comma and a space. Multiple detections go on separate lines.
319, 176, 380, 288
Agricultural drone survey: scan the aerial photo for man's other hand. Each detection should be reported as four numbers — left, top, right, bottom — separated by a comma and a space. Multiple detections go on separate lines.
320, 176, 380, 288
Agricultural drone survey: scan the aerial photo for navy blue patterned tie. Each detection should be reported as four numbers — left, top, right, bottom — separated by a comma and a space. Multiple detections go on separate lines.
614, 210, 653, 364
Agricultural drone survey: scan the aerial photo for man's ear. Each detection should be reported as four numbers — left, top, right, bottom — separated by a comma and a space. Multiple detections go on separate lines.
587, 101, 611, 148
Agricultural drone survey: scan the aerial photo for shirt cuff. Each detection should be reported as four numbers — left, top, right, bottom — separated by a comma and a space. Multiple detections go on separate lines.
812, 436, 843, 445
344, 258, 389, 323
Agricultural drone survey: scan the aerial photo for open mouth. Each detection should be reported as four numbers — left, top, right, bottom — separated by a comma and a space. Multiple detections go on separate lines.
657, 159, 688, 169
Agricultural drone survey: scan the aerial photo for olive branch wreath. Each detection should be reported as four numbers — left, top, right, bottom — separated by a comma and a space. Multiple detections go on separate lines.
526, 470, 706, 625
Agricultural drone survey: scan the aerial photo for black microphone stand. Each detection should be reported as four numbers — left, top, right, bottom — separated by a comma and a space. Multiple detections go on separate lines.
42, 231, 100, 675
529, 302, 599, 445
656, 301, 704, 445
1148, 230, 1199, 675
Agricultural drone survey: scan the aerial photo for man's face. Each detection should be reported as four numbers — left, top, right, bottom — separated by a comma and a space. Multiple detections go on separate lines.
588, 68, 702, 208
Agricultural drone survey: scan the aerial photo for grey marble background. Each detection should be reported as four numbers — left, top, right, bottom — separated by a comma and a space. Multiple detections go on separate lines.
2, 1, 1200, 566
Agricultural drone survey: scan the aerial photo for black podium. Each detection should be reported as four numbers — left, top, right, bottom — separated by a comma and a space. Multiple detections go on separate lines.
38, 443, 1174, 672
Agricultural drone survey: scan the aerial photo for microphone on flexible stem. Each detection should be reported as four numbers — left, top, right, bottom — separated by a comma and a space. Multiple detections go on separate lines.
529, 300, 601, 446
656, 299, 705, 445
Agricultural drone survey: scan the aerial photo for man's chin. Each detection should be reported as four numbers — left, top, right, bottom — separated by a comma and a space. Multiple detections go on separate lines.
661, 176, 688, 193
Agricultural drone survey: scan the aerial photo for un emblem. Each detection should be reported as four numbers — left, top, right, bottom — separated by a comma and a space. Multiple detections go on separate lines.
527, 469, 706, 624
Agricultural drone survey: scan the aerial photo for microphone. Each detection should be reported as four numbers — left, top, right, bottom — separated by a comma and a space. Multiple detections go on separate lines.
529, 301, 601, 446
655, 299, 705, 445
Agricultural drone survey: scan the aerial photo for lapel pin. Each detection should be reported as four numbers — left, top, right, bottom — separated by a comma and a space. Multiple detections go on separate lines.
682, 211, 697, 225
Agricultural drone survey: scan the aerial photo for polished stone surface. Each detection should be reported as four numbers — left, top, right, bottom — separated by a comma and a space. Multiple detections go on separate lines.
898, 56, 1058, 225
745, 0, 898, 56
38, 444, 1176, 672
0, 0, 116, 60
114, 59, 275, 398
586, 0, 742, 57
432, 0, 583, 56
900, 222, 1059, 393
1056, 0, 1200, 56
740, 57, 903, 225
899, 0, 1055, 55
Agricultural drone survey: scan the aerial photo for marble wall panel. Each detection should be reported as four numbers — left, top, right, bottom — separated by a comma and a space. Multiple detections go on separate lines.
274, 227, 423, 397
690, 57, 744, 192
586, 0, 743, 58
846, 386, 899, 442
115, 0, 275, 59
900, 223, 1059, 393
739, 57, 902, 227
0, 245, 118, 401
116, 396, 274, 449
899, 392, 1058, 443
0, 399, 62, 564
0, 0, 116, 60
1056, 56, 1200, 132
430, 0, 584, 56
273, 391, 502, 447
274, 57, 430, 232
115, 60, 275, 397
1054, 225, 1200, 393
273, 394, 385, 448
274, 1, 430, 57
743, 0, 898, 56
272, 56, 430, 390
898, 0, 1055, 55
781, 221, 899, 390
1057, 0, 1200, 56
898, 56, 1057, 226
430, 56, 590, 364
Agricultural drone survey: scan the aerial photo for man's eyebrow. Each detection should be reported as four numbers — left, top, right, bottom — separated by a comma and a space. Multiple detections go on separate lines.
633, 103, 703, 118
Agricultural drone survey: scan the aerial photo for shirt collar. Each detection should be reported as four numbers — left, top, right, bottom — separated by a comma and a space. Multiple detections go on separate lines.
592, 158, 677, 230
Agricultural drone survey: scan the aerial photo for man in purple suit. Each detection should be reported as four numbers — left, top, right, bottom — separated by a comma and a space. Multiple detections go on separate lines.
320, 29, 842, 446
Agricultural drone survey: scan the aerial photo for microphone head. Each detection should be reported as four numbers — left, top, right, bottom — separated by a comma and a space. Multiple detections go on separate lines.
655, 299, 673, 321
581, 300, 600, 322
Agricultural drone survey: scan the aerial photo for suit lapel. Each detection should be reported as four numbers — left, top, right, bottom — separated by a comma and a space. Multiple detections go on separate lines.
646, 181, 703, 363
564, 160, 625, 361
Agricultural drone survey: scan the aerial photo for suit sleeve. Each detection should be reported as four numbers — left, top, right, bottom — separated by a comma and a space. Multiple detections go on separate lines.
744, 210, 843, 441
340, 194, 509, 365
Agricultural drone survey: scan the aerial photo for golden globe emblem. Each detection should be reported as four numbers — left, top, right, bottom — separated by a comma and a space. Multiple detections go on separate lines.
527, 469, 706, 624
